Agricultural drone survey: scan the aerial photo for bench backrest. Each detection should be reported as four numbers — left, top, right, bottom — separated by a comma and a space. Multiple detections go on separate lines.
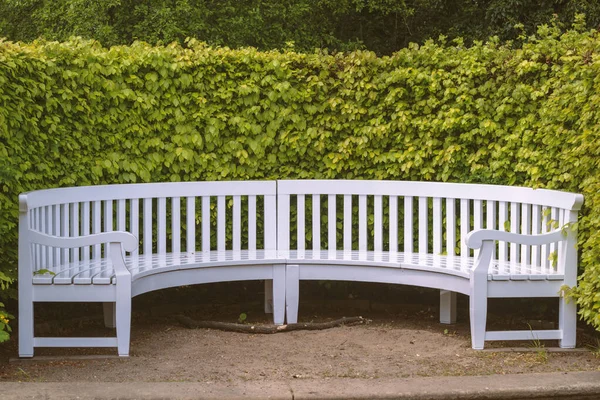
277, 180, 583, 273
19, 181, 277, 274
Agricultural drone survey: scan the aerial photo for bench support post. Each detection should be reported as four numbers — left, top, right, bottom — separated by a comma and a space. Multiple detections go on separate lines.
559, 210, 578, 349
470, 241, 493, 350
439, 290, 457, 324
18, 209, 34, 358
272, 265, 286, 325
286, 264, 300, 324
103, 302, 116, 328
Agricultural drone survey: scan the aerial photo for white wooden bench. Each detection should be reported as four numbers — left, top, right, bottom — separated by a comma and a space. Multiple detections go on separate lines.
18, 180, 583, 356
18, 181, 285, 357
277, 180, 583, 349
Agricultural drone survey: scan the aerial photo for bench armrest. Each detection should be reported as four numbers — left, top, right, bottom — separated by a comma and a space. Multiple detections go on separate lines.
26, 231, 138, 278
465, 229, 564, 249
27, 230, 138, 252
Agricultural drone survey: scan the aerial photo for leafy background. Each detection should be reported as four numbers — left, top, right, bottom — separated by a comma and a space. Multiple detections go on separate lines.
1, 3, 600, 341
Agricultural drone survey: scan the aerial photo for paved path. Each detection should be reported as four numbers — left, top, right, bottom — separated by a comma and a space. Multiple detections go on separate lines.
4, 370, 600, 399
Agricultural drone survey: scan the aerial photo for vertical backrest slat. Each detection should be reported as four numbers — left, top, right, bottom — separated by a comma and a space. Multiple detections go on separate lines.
521, 203, 531, 266
374, 195, 383, 252
312, 194, 321, 252
70, 203, 80, 263
531, 204, 541, 267
541, 206, 550, 269
486, 200, 496, 260
185, 197, 195, 253
41, 207, 48, 268
248, 195, 257, 251
459, 199, 469, 257
103, 200, 113, 259
172, 197, 181, 253
549, 207, 559, 269
143, 198, 152, 255
60, 204, 69, 265
217, 196, 226, 251
202, 196, 211, 252
358, 195, 367, 252
446, 198, 456, 256
404, 196, 413, 253
264, 194, 277, 251
157, 197, 167, 254
432, 197, 442, 255
52, 205, 59, 267
328, 194, 336, 252
82, 202, 91, 262
389, 196, 398, 253
498, 201, 508, 262
509, 202, 520, 263
343, 195, 352, 251
33, 208, 40, 268
473, 200, 483, 259
92, 201, 102, 259
233, 195, 241, 252
117, 199, 126, 231
418, 197, 428, 254
297, 195, 305, 252
130, 199, 139, 256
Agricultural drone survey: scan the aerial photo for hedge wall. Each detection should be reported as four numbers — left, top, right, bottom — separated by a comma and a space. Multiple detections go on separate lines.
1, 19, 600, 337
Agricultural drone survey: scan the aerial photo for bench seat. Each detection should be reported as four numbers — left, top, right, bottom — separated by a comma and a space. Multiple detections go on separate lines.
281, 250, 564, 281
33, 250, 283, 285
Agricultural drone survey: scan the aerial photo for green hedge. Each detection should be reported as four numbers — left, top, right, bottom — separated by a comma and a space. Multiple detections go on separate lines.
1, 19, 600, 338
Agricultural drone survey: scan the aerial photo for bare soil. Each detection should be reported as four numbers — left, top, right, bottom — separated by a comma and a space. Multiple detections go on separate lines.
1, 281, 599, 382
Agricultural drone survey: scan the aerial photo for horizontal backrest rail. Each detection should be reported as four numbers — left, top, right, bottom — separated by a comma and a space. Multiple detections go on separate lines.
20, 181, 277, 211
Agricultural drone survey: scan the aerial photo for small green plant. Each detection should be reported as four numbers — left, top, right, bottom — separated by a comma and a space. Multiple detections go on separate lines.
238, 313, 247, 324
585, 337, 600, 358
527, 324, 548, 363
0, 302, 14, 343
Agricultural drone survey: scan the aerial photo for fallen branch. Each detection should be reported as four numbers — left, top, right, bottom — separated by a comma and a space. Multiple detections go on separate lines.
175, 315, 369, 334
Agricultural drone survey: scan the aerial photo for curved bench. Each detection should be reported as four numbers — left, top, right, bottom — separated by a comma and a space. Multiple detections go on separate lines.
277, 180, 583, 349
18, 181, 285, 357
18, 180, 583, 356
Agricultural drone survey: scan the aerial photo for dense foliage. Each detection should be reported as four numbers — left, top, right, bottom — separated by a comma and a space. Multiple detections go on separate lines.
1, 18, 600, 340
1, 0, 600, 55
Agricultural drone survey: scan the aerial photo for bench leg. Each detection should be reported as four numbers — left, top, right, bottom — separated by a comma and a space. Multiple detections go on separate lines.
559, 297, 576, 349
272, 265, 285, 325
439, 290, 457, 324
264, 280, 274, 314
18, 297, 34, 358
115, 281, 132, 357
286, 264, 299, 324
103, 302, 116, 328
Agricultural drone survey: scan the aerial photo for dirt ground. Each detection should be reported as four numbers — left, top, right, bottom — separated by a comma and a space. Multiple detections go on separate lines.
1, 281, 599, 382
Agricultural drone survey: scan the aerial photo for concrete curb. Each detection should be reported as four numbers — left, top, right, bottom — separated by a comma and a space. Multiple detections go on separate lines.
3, 371, 600, 399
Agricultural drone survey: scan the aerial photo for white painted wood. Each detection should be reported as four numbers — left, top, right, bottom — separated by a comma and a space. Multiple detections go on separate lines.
374, 195, 383, 252
389, 196, 398, 253
418, 197, 428, 254
520, 203, 531, 266
498, 201, 508, 263
186, 197, 195, 253
328, 194, 336, 252
130, 199, 139, 256
172, 197, 181, 254
297, 195, 305, 252
233, 195, 241, 252
404, 196, 413, 253
460, 199, 469, 257
248, 195, 256, 251
200, 196, 210, 252
18, 180, 583, 356
343, 195, 352, 251
157, 197, 166, 254
359, 195, 367, 252
143, 198, 152, 255
446, 198, 456, 256
531, 204, 540, 267
433, 198, 442, 255
312, 194, 320, 252
485, 330, 562, 341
